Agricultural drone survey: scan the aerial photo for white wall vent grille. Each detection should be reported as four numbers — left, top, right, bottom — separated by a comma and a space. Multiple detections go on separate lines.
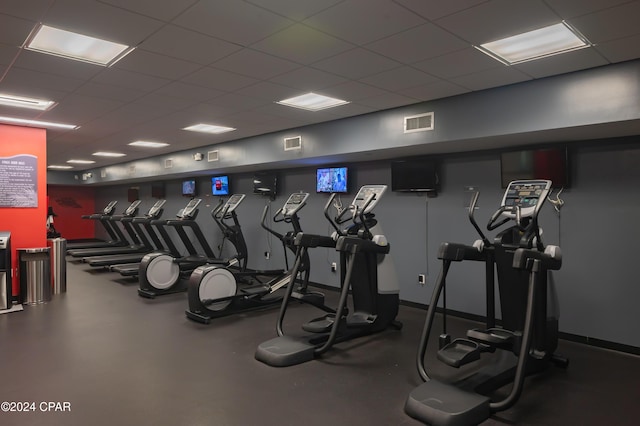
284, 136, 302, 151
208, 150, 219, 162
404, 112, 434, 133
100, 169, 107, 178
164, 159, 173, 169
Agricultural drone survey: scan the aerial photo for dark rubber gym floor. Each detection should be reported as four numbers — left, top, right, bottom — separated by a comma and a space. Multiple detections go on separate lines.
0, 259, 638, 425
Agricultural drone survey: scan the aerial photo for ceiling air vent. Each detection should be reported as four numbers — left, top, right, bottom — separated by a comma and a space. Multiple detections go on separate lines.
284, 136, 302, 151
207, 150, 219, 162
128, 165, 135, 175
100, 169, 107, 178
404, 112, 434, 133
164, 159, 173, 169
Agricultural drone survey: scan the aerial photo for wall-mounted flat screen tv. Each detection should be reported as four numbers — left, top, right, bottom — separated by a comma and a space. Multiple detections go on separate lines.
391, 159, 438, 192
211, 175, 230, 196
151, 182, 165, 199
182, 179, 196, 197
316, 166, 348, 193
500, 147, 569, 188
253, 172, 277, 196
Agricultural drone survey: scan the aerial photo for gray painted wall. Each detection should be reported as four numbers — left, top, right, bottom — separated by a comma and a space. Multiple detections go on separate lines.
93, 139, 640, 349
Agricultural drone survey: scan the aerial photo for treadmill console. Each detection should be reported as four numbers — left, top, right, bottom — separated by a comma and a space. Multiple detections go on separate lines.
103, 200, 118, 214
223, 194, 246, 214
501, 180, 551, 218
147, 199, 166, 218
181, 198, 202, 219
124, 199, 142, 216
281, 193, 309, 217
353, 185, 387, 214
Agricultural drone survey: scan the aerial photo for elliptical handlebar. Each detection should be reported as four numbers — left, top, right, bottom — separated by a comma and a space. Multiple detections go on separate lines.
323, 193, 343, 236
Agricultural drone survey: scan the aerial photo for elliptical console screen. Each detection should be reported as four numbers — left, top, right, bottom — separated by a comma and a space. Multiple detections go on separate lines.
182, 198, 202, 218
223, 194, 245, 213
353, 185, 387, 214
282, 193, 309, 217
502, 180, 551, 217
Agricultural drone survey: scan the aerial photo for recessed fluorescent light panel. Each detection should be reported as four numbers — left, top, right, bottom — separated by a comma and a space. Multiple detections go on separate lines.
0, 93, 56, 110
92, 152, 126, 157
183, 124, 236, 134
67, 159, 96, 164
128, 141, 169, 148
477, 22, 590, 65
277, 92, 349, 111
0, 115, 77, 129
47, 165, 73, 169
25, 24, 133, 66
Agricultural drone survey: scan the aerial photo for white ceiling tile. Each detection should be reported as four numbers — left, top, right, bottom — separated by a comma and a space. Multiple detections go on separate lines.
204, 93, 270, 114
0, 0, 55, 21
312, 48, 401, 80
251, 24, 354, 65
139, 25, 243, 65
413, 47, 501, 79
451, 66, 532, 91
543, 0, 632, 19
435, 0, 560, 44
2, 66, 85, 93
173, 0, 293, 46
114, 49, 202, 80
235, 81, 300, 102
154, 82, 225, 102
74, 81, 147, 103
182, 66, 259, 91
97, 0, 198, 22
212, 49, 300, 79
303, 0, 426, 45
322, 80, 390, 102
44, 0, 165, 45
568, 2, 640, 44
93, 68, 171, 92
40, 94, 122, 123
397, 79, 470, 101
393, 0, 490, 21
268, 67, 347, 90
0, 13, 37, 46
595, 34, 640, 64
245, 0, 343, 21
513, 47, 609, 79
14, 50, 103, 80
361, 66, 439, 91
365, 23, 469, 63
354, 92, 420, 110
0, 43, 18, 65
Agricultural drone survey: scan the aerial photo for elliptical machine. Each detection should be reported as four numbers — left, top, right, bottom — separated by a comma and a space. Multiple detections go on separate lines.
255, 184, 401, 367
138, 198, 235, 298
185, 192, 311, 324
405, 180, 568, 426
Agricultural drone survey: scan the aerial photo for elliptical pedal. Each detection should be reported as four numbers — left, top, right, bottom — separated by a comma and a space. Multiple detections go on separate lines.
437, 338, 490, 368
467, 327, 518, 347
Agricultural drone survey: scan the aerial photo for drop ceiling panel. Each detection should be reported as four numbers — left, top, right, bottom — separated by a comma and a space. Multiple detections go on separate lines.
212, 49, 300, 80
234, 81, 301, 102
154, 82, 225, 103
543, 0, 632, 19
250, 24, 354, 65
354, 91, 418, 110
0, 13, 37, 46
393, 0, 490, 21
267, 67, 347, 91
40, 94, 123, 123
43, 0, 164, 45
365, 23, 469, 64
361, 66, 439, 92
74, 81, 147, 103
398, 80, 470, 102
0, 0, 55, 21
13, 50, 103, 81
0, 43, 18, 65
114, 50, 202, 80
451, 66, 532, 91
139, 25, 242, 65
312, 48, 401, 80
182, 66, 259, 92
568, 2, 640, 44
92, 68, 170, 92
303, 0, 426, 45
97, 0, 198, 22
2, 67, 85, 93
413, 47, 500, 79
203, 92, 270, 114
435, 0, 560, 44
322, 80, 390, 102
245, 0, 344, 21
173, 0, 293, 46
595, 34, 640, 64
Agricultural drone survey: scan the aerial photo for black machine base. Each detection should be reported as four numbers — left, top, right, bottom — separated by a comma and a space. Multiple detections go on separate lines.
137, 286, 186, 299
405, 379, 491, 426
254, 335, 317, 367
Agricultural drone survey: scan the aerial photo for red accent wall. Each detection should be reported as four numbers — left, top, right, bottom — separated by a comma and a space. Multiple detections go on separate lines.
47, 185, 96, 240
0, 124, 47, 296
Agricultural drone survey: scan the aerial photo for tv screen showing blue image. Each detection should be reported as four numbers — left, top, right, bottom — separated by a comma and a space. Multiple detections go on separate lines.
211, 175, 230, 196
182, 179, 196, 197
316, 167, 348, 193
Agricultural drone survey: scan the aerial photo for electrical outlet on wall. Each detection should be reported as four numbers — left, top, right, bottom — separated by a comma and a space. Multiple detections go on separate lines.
418, 274, 426, 285
331, 262, 337, 272
264, 251, 270, 259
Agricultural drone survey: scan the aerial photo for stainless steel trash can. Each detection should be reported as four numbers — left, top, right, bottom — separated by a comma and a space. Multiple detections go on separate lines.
19, 248, 51, 305
48, 238, 67, 294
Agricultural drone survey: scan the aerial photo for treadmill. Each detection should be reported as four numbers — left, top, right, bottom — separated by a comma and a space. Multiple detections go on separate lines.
65, 201, 128, 251
67, 200, 143, 258
84, 200, 167, 267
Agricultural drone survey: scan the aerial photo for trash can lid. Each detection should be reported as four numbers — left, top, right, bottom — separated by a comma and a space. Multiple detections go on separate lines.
18, 247, 50, 253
